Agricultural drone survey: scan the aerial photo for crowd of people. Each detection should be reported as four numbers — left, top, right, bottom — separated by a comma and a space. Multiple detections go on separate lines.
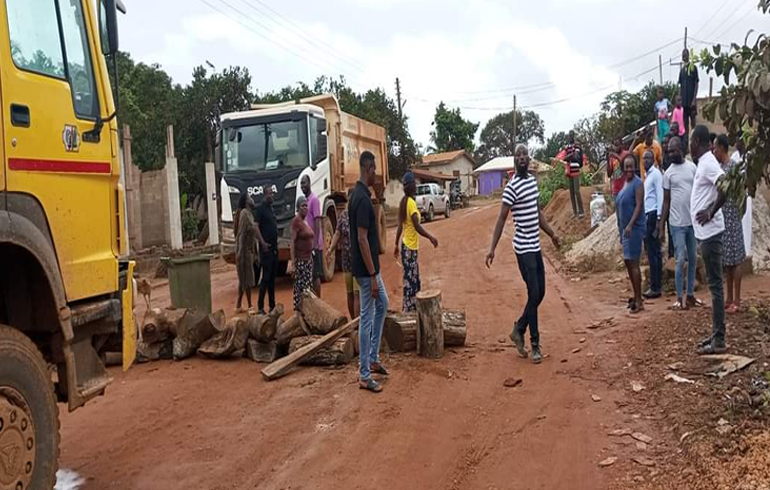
608, 75, 751, 356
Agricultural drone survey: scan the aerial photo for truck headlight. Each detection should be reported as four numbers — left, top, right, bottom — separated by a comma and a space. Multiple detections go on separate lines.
285, 178, 297, 189
228, 185, 240, 194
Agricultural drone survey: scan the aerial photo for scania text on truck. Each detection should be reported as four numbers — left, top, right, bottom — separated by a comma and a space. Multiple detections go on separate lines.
0, 1, 135, 488
218, 95, 388, 280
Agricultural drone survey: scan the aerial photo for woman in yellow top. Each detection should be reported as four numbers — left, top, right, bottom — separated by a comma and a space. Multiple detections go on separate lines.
393, 172, 439, 311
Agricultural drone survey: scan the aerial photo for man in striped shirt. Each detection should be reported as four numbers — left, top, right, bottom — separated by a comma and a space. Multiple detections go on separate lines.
486, 144, 560, 364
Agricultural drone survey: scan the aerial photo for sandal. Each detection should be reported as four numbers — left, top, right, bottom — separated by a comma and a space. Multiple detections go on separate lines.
359, 379, 383, 393
686, 296, 704, 308
668, 300, 688, 311
630, 301, 644, 314
370, 363, 390, 376
726, 303, 739, 314
698, 342, 726, 355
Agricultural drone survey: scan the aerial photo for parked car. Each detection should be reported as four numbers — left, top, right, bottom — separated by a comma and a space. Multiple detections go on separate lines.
415, 183, 450, 221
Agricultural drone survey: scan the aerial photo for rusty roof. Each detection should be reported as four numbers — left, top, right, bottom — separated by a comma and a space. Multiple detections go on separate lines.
410, 168, 459, 182
421, 150, 475, 167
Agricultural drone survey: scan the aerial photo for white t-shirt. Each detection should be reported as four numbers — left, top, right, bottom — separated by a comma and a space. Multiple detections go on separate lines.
663, 161, 697, 227
690, 151, 725, 240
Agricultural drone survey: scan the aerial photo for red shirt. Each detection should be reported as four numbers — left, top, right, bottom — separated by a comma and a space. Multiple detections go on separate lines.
610, 150, 629, 196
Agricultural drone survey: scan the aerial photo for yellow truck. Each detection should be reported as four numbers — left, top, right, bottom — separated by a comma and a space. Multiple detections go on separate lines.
218, 95, 389, 279
0, 1, 134, 488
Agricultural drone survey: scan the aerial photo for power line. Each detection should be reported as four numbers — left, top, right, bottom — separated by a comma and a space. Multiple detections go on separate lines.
234, 0, 370, 75
692, 0, 734, 38
711, 3, 758, 43
702, 0, 755, 41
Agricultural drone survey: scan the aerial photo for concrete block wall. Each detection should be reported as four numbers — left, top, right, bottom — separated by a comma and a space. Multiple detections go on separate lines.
140, 168, 171, 247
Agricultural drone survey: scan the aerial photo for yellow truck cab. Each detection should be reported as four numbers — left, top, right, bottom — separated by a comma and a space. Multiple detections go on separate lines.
0, 1, 134, 488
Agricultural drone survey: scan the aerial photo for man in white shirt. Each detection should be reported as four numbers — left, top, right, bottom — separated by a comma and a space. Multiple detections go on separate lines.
659, 137, 699, 310
642, 150, 664, 298
690, 125, 727, 354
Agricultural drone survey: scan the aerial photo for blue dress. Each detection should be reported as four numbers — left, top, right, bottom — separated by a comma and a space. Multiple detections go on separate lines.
616, 176, 645, 260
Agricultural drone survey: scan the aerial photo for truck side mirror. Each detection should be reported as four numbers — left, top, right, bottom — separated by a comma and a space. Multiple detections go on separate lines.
99, 0, 120, 55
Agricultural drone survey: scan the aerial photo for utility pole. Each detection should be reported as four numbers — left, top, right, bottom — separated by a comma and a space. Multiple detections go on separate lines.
684, 27, 688, 50
659, 54, 663, 85
395, 77, 404, 171
512, 95, 517, 151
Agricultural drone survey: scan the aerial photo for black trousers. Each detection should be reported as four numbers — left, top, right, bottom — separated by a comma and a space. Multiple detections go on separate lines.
258, 250, 277, 311
515, 251, 546, 347
644, 211, 663, 293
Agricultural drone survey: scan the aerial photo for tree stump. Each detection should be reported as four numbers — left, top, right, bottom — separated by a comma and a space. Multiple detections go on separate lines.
441, 309, 467, 347
245, 339, 279, 363
416, 290, 443, 359
247, 304, 284, 342
384, 309, 467, 352
275, 313, 310, 346
300, 290, 347, 334
288, 335, 354, 366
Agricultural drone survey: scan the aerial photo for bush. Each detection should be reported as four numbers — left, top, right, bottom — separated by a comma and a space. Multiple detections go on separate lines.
182, 208, 199, 242
538, 165, 594, 207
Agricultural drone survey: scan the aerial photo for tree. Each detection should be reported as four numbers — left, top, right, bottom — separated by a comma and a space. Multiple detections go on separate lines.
698, 0, 770, 210
475, 110, 545, 165
429, 102, 479, 154
176, 65, 253, 195
113, 52, 180, 171
533, 131, 571, 161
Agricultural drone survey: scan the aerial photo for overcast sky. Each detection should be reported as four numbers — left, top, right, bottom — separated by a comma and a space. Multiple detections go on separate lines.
119, 0, 765, 150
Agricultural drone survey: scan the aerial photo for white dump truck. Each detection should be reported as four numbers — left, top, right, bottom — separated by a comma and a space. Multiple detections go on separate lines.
218, 94, 389, 280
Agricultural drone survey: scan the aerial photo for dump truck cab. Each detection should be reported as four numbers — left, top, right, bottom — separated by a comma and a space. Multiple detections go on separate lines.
0, 0, 134, 488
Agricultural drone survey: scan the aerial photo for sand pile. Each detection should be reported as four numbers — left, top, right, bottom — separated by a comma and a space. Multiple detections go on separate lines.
565, 192, 770, 272
543, 187, 599, 244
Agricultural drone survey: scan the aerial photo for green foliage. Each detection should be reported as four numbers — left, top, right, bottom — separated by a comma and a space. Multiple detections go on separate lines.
475, 110, 545, 165
429, 102, 479, 154
537, 166, 569, 207
533, 131, 571, 161
698, 2, 770, 204
181, 208, 199, 242
257, 76, 418, 179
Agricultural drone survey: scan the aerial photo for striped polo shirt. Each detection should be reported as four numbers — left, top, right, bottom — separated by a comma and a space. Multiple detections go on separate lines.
502, 172, 541, 255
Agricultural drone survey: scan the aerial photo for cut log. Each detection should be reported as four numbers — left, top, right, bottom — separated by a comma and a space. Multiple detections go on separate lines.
141, 307, 185, 343
262, 318, 360, 381
245, 339, 279, 363
350, 330, 389, 356
198, 314, 249, 359
442, 309, 467, 347
416, 290, 443, 359
247, 304, 284, 342
288, 335, 354, 366
300, 290, 347, 334
275, 313, 310, 346
136, 338, 173, 363
173, 309, 225, 360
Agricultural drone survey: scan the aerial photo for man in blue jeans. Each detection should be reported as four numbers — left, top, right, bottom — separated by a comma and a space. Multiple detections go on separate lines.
659, 136, 699, 310
689, 125, 727, 354
349, 150, 389, 393
642, 150, 664, 298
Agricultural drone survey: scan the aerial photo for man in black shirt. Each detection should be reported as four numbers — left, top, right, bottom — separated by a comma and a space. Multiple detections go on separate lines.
255, 186, 278, 313
678, 48, 699, 150
349, 151, 389, 393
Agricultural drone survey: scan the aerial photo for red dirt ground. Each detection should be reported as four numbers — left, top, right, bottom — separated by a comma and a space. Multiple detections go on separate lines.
58, 204, 675, 490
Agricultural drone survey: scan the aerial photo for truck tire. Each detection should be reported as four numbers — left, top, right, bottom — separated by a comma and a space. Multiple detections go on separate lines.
321, 216, 335, 283
377, 207, 387, 255
0, 325, 59, 490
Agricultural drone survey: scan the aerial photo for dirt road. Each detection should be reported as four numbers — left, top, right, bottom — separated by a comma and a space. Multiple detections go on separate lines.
59, 203, 639, 490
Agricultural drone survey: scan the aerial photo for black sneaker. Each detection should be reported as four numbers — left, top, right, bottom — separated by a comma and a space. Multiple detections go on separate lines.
643, 289, 662, 299
509, 328, 528, 358
698, 341, 726, 355
532, 346, 543, 364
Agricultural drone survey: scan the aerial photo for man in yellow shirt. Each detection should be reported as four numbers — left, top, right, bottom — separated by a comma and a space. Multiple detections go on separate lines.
393, 172, 439, 311
632, 127, 663, 180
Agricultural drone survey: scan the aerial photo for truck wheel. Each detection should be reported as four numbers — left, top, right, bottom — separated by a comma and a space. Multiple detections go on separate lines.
321, 216, 335, 283
377, 207, 387, 255
427, 205, 434, 222
444, 202, 451, 219
0, 325, 59, 490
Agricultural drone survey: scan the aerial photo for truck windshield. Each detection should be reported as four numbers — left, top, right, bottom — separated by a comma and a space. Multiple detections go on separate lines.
416, 185, 431, 196
224, 120, 308, 173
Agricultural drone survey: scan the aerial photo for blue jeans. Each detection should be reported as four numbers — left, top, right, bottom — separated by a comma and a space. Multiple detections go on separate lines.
356, 274, 389, 381
670, 225, 697, 299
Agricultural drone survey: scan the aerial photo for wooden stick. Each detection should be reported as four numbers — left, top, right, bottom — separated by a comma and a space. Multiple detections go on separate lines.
261, 318, 360, 381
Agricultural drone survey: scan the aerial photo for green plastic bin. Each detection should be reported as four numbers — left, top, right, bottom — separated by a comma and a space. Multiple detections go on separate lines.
162, 254, 213, 313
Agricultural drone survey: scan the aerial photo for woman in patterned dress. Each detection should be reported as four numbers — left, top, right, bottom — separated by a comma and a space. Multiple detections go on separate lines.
393, 172, 438, 312
235, 194, 257, 313
289, 195, 315, 311
329, 190, 359, 319
714, 135, 746, 313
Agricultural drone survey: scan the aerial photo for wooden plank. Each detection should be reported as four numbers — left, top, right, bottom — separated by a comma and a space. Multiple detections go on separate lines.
261, 318, 360, 381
